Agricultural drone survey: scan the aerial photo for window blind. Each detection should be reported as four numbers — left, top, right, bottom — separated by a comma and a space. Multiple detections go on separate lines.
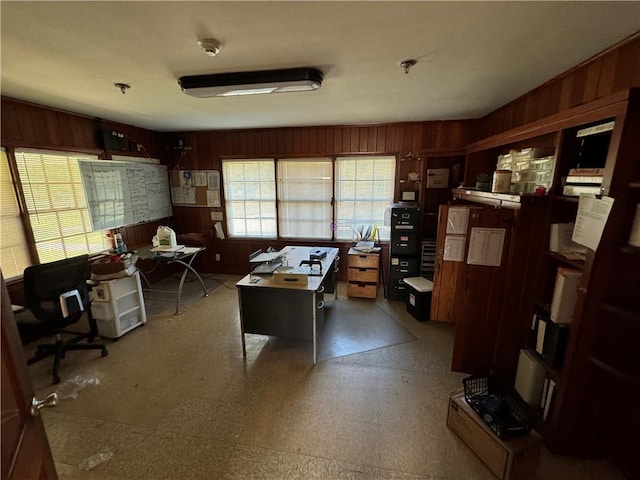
0, 150, 31, 278
277, 158, 332, 239
222, 159, 277, 237
335, 156, 395, 241
15, 149, 109, 263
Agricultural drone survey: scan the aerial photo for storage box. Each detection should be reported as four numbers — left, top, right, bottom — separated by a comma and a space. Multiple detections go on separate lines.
447, 391, 541, 480
91, 272, 146, 339
403, 276, 433, 321
550, 267, 583, 324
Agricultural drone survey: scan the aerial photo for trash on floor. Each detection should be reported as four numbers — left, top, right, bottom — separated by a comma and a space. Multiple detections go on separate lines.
55, 374, 100, 400
78, 448, 113, 471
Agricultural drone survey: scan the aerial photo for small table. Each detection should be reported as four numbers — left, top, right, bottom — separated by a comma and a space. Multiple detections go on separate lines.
135, 245, 208, 314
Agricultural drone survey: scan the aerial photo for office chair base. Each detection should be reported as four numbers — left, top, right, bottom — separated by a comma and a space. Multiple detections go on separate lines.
27, 339, 108, 385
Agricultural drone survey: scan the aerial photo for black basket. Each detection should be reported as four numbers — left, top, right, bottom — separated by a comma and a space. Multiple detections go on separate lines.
463, 375, 532, 439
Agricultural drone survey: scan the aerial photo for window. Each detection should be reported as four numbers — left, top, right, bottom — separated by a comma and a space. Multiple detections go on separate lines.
277, 158, 332, 239
223, 155, 395, 241
14, 149, 110, 264
222, 159, 276, 237
0, 150, 31, 279
335, 156, 395, 240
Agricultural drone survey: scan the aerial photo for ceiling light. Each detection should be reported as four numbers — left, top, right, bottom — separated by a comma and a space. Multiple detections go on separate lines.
198, 38, 222, 57
178, 68, 323, 97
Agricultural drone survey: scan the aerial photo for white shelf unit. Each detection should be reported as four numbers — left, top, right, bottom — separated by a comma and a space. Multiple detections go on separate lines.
91, 271, 147, 338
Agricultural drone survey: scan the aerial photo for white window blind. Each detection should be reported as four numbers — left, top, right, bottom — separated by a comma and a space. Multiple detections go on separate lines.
335, 156, 395, 241
15, 149, 110, 263
0, 150, 31, 279
222, 159, 277, 237
277, 158, 333, 239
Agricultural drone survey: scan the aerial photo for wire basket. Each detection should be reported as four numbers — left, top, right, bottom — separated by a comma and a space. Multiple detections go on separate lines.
463, 375, 532, 439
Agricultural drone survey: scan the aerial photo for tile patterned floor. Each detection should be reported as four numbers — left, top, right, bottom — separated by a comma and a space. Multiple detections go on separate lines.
26, 276, 624, 479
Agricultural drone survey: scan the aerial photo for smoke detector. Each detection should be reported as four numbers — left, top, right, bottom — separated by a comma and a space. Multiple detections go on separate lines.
198, 38, 222, 57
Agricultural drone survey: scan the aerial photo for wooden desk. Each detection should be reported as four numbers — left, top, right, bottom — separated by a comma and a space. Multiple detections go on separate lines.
236, 246, 339, 364
135, 245, 208, 314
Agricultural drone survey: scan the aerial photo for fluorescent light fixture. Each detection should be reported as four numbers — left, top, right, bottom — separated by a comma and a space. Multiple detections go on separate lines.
178, 67, 323, 98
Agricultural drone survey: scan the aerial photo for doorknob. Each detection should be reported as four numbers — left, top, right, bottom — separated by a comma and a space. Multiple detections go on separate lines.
30, 392, 58, 417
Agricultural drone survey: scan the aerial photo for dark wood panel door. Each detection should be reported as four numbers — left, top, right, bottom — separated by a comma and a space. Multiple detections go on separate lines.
1, 273, 58, 480
450, 206, 515, 374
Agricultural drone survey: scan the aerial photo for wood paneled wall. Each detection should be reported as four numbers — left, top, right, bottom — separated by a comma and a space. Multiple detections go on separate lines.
478, 32, 640, 137
2, 32, 639, 279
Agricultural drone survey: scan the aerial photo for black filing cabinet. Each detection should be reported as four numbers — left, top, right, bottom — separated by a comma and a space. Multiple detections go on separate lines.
387, 204, 421, 300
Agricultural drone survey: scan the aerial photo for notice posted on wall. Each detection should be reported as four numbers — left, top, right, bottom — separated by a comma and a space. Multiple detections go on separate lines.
467, 227, 506, 266
572, 194, 614, 251
446, 207, 470, 234
443, 235, 466, 262
170, 169, 221, 207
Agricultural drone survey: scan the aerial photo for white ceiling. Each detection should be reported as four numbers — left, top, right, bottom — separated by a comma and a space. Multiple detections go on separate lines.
1, 1, 638, 133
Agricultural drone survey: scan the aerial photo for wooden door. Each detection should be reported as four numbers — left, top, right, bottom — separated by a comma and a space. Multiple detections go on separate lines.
449, 206, 515, 374
1, 273, 58, 480
430, 204, 465, 323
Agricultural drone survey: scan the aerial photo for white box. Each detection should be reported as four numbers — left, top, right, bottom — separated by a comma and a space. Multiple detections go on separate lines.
550, 267, 582, 324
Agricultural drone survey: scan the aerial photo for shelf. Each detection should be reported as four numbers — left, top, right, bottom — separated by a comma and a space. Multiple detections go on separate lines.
620, 245, 640, 255
552, 195, 580, 203
399, 179, 421, 184
601, 303, 640, 324
544, 251, 585, 270
451, 188, 536, 209
629, 181, 640, 188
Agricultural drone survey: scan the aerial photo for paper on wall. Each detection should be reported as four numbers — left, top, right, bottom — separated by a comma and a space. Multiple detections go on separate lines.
446, 207, 469, 234
207, 189, 221, 207
466, 227, 506, 266
572, 194, 614, 251
443, 235, 466, 262
426, 168, 450, 188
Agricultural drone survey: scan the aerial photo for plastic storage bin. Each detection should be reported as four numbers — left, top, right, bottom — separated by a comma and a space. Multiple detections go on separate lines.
463, 375, 532, 439
91, 271, 147, 338
403, 276, 433, 321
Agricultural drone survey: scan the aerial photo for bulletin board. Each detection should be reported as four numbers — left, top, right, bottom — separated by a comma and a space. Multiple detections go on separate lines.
170, 170, 221, 207
79, 159, 172, 230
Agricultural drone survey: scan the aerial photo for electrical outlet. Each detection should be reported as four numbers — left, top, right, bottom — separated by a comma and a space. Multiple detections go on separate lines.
215, 254, 221, 261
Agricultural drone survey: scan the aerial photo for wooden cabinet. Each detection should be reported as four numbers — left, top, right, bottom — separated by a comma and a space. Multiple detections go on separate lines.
347, 249, 379, 299
441, 89, 640, 478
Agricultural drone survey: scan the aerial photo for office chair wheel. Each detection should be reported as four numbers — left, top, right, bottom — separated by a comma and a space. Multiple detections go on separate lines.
101, 348, 108, 357
52, 374, 61, 385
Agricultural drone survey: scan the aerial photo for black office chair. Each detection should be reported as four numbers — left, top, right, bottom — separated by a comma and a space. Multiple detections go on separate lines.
20, 254, 108, 384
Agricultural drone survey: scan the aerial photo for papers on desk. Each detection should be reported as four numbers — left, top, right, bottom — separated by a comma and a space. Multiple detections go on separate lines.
249, 251, 282, 263
352, 241, 381, 253
151, 245, 185, 252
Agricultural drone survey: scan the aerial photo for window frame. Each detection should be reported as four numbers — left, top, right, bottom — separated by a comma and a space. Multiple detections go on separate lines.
2, 147, 111, 275
222, 154, 397, 241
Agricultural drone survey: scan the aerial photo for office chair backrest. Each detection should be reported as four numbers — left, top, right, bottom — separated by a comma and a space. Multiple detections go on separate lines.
23, 254, 90, 326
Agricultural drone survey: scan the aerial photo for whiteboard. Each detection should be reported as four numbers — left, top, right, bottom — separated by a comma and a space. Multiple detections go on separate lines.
79, 159, 172, 230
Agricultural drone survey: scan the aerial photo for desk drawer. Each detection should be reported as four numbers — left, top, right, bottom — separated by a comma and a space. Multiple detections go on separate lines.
348, 268, 378, 283
348, 254, 379, 269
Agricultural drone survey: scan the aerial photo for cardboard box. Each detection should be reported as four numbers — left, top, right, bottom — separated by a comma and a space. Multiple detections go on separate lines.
447, 391, 541, 480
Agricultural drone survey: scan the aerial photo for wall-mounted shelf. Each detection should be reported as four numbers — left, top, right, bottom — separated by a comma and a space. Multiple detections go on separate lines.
451, 187, 538, 209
